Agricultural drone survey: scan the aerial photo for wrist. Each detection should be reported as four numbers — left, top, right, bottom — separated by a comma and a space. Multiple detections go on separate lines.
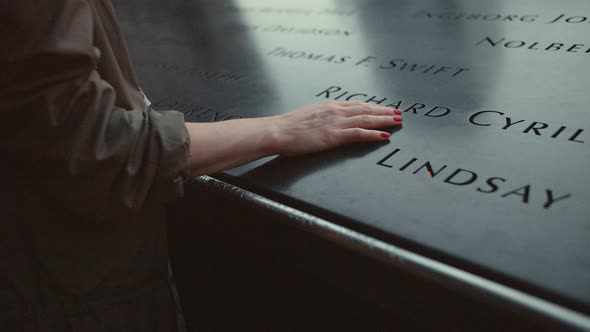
261, 114, 288, 156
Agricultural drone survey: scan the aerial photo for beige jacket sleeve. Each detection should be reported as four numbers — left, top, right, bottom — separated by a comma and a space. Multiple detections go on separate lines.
0, 1, 190, 218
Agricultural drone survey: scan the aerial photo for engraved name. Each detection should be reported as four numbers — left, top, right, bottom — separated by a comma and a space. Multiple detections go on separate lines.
268, 47, 470, 78
316, 85, 586, 145
376, 147, 571, 209
476, 36, 590, 54
415, 11, 590, 25
152, 99, 242, 122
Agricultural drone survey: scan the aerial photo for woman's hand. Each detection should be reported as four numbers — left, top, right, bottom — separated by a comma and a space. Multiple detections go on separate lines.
186, 101, 402, 175
270, 100, 403, 156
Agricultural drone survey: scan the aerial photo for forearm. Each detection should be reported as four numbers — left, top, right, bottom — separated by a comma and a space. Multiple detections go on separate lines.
185, 116, 280, 176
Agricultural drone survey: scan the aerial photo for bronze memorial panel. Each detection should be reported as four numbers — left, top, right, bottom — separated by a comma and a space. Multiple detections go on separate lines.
117, 0, 590, 315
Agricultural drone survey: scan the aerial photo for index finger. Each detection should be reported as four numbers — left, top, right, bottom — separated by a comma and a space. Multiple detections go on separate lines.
343, 104, 402, 117
330, 100, 365, 106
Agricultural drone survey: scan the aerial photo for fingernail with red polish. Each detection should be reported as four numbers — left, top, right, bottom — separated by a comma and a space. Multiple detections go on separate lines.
394, 109, 402, 115
394, 115, 402, 122
381, 132, 391, 139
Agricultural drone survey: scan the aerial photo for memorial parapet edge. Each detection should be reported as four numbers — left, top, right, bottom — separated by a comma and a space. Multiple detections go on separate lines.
116, 0, 590, 317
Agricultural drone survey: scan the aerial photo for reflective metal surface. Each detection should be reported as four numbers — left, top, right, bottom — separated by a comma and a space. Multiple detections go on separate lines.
188, 175, 590, 330
116, 0, 590, 315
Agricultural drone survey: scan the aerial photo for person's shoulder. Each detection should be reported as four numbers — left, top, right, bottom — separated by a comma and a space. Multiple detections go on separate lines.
1, 1, 94, 61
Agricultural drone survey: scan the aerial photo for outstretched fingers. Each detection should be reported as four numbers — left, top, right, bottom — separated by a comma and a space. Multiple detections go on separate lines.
331, 128, 392, 144
341, 104, 402, 117
330, 100, 364, 106
328, 102, 403, 144
338, 114, 402, 129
